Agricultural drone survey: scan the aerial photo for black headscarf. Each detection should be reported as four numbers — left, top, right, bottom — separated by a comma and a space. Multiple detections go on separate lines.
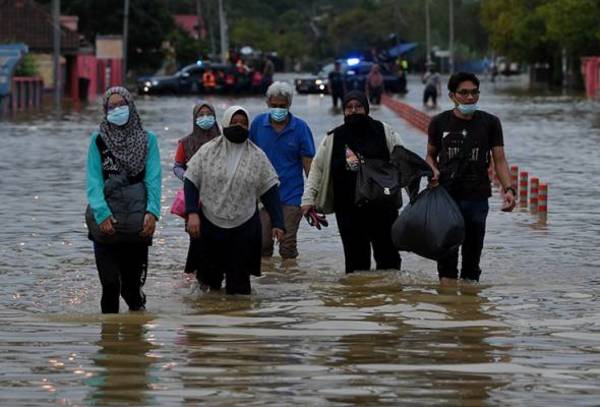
343, 90, 369, 115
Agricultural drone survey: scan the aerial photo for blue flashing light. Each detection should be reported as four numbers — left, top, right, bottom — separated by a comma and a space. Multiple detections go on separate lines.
196, 60, 203, 66
347, 58, 360, 66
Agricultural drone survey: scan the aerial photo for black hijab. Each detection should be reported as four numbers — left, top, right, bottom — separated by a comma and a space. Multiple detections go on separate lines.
335, 91, 387, 160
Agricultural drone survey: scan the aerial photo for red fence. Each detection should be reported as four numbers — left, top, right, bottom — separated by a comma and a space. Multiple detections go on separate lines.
10, 76, 44, 111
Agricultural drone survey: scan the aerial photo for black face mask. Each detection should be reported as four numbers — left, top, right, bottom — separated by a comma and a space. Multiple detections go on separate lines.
344, 113, 369, 127
223, 125, 249, 143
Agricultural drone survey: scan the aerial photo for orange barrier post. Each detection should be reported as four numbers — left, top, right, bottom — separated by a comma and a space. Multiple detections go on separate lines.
538, 183, 548, 221
530, 177, 539, 213
519, 171, 528, 207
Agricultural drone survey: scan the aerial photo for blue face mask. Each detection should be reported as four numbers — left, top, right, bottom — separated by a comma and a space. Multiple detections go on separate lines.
196, 115, 215, 130
457, 103, 478, 115
107, 105, 130, 126
269, 107, 288, 122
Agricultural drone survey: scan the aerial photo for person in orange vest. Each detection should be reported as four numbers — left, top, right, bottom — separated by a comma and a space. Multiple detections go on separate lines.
202, 67, 217, 93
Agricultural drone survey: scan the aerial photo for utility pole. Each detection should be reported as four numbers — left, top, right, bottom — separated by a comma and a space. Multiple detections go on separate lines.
196, 0, 203, 40
123, 0, 130, 85
449, 0, 454, 73
425, 0, 431, 66
52, 0, 61, 107
218, 0, 228, 63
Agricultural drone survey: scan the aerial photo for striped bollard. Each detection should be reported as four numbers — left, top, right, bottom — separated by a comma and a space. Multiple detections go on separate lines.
538, 183, 548, 222
510, 165, 519, 199
530, 177, 539, 213
519, 171, 528, 207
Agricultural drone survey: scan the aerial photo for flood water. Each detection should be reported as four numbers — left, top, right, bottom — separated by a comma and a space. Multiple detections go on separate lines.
1, 75, 599, 405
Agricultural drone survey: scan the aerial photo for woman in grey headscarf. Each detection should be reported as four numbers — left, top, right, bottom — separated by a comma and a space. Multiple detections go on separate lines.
183, 106, 284, 294
86, 86, 161, 313
173, 102, 220, 275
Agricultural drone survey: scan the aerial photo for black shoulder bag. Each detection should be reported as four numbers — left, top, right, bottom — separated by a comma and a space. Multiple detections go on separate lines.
85, 135, 150, 245
354, 154, 403, 208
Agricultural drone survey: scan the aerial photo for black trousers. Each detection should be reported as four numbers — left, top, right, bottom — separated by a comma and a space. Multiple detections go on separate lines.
93, 242, 148, 313
335, 205, 401, 274
437, 199, 489, 281
193, 211, 262, 295
331, 91, 344, 108
423, 85, 437, 105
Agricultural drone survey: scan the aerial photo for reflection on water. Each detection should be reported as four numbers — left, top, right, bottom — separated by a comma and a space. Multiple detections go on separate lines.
86, 318, 156, 406
1, 75, 599, 404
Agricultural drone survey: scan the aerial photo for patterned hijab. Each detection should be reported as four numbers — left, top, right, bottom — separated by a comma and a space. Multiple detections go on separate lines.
180, 101, 221, 162
99, 87, 147, 177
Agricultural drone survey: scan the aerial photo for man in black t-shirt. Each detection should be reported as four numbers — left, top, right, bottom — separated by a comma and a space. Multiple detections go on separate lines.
426, 72, 516, 283
328, 61, 346, 109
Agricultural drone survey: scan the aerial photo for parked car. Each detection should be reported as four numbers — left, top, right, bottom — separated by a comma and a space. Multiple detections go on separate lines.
294, 60, 402, 94
137, 62, 233, 95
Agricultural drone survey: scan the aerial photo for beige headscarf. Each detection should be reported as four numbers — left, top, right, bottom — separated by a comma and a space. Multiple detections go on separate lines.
185, 106, 279, 229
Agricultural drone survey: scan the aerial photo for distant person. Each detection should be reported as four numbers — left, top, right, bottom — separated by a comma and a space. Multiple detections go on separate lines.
251, 69, 263, 94
328, 61, 346, 109
301, 91, 403, 274
184, 106, 284, 294
426, 72, 516, 284
396, 57, 408, 94
249, 82, 316, 260
173, 102, 220, 275
261, 57, 275, 92
422, 64, 442, 107
366, 64, 385, 105
202, 66, 217, 93
86, 87, 161, 313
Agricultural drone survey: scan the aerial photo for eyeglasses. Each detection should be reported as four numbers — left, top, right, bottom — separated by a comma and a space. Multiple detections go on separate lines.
344, 103, 365, 112
455, 89, 480, 97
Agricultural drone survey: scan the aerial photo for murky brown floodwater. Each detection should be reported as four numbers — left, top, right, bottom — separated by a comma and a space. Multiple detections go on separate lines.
1, 75, 599, 405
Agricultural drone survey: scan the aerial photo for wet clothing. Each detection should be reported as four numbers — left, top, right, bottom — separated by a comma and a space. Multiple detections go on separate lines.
437, 199, 489, 281
428, 110, 504, 200
184, 179, 283, 293
428, 109, 504, 281
335, 205, 400, 274
87, 87, 161, 314
93, 242, 147, 313
193, 211, 262, 294
249, 112, 315, 259
260, 205, 302, 258
173, 103, 220, 273
328, 116, 400, 273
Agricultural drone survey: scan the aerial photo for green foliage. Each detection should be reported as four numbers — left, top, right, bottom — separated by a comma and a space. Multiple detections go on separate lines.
14, 53, 38, 77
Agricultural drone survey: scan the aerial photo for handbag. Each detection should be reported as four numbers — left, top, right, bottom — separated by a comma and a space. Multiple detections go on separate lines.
170, 189, 186, 218
355, 157, 403, 208
85, 135, 150, 244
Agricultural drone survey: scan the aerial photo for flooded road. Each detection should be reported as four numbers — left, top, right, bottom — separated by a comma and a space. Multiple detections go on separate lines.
1, 75, 599, 405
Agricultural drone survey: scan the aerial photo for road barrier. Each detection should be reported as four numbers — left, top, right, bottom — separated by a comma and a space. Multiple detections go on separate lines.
382, 94, 548, 222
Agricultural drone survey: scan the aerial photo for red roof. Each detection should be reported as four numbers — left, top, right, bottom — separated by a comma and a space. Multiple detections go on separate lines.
0, 0, 80, 54
175, 15, 205, 39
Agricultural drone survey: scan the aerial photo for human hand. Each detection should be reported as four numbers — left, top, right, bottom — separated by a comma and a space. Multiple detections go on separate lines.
272, 228, 284, 241
428, 167, 440, 188
100, 216, 116, 235
501, 190, 516, 212
140, 213, 156, 237
186, 213, 201, 238
301, 204, 314, 216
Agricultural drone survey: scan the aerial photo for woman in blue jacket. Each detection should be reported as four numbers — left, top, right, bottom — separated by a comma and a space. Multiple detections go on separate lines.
86, 87, 161, 313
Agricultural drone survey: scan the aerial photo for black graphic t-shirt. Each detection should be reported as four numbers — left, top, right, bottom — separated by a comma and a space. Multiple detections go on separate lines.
428, 109, 504, 200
